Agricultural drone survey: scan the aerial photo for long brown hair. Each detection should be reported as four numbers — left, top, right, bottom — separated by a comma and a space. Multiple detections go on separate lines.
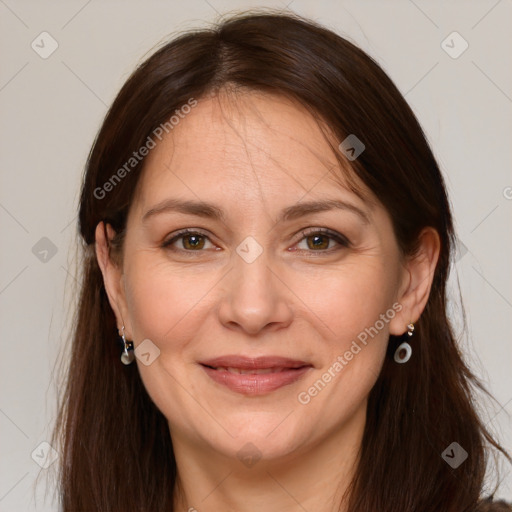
51, 10, 511, 511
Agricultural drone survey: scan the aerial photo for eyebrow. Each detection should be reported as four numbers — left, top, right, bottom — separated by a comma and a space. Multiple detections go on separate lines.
142, 198, 370, 225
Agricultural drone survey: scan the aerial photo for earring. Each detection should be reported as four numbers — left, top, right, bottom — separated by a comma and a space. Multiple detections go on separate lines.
120, 325, 135, 365
394, 322, 414, 364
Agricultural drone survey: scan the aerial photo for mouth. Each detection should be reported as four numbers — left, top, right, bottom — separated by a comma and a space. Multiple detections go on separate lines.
203, 366, 305, 374
199, 356, 313, 395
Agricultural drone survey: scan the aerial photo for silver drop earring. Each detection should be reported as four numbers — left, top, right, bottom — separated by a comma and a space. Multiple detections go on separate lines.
394, 322, 414, 364
120, 325, 135, 365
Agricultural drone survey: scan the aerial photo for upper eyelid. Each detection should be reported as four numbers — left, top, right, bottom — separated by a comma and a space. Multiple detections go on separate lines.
164, 228, 214, 246
165, 227, 349, 249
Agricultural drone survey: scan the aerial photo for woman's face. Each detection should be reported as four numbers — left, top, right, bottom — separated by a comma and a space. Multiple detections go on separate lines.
101, 90, 412, 464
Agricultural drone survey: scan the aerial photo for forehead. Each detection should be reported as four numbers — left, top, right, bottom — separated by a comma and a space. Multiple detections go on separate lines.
132, 89, 372, 216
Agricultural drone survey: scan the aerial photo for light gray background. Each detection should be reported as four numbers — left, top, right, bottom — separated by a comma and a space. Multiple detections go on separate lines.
0, 1, 511, 510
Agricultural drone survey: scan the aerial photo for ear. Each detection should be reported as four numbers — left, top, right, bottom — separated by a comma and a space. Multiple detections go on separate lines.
389, 227, 441, 336
95, 221, 133, 339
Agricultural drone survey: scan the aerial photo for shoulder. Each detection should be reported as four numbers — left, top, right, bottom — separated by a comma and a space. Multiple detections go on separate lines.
474, 498, 512, 511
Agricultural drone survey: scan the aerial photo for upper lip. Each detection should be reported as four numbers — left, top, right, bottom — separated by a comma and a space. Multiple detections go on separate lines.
199, 355, 312, 370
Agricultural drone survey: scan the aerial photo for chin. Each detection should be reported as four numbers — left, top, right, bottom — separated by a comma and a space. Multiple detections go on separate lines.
219, 415, 311, 460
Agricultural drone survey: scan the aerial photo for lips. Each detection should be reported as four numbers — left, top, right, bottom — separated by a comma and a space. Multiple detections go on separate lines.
199, 355, 313, 395
209, 367, 290, 374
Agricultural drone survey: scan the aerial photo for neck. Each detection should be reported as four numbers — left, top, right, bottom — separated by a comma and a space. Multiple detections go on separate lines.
171, 405, 365, 512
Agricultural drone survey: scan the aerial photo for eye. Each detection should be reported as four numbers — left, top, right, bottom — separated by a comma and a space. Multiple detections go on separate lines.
162, 229, 216, 252
293, 228, 350, 253
162, 227, 350, 255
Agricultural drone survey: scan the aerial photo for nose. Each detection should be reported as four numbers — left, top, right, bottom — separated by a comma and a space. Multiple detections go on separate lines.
217, 251, 294, 336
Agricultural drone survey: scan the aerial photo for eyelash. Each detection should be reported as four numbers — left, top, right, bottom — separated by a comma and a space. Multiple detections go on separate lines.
161, 227, 350, 256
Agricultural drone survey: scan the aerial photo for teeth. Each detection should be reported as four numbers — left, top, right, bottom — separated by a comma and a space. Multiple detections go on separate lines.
214, 367, 287, 374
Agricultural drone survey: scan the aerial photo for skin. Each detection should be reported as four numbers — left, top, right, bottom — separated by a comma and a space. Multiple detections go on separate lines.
96, 89, 440, 512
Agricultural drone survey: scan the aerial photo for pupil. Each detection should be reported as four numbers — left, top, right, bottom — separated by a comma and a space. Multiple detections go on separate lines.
186, 235, 203, 249
309, 235, 327, 250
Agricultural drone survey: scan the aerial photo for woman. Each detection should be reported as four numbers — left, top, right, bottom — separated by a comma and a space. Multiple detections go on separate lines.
52, 10, 511, 511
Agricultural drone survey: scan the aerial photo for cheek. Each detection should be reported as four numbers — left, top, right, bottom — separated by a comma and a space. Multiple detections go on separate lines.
123, 257, 218, 346
122, 259, 218, 426
296, 260, 397, 344
292, 263, 396, 411
124, 250, 398, 353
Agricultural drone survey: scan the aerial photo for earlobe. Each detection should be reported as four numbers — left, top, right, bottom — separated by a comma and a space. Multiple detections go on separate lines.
389, 227, 441, 335
94, 221, 128, 333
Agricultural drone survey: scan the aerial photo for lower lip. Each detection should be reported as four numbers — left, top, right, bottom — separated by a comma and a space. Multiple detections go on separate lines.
200, 365, 312, 395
